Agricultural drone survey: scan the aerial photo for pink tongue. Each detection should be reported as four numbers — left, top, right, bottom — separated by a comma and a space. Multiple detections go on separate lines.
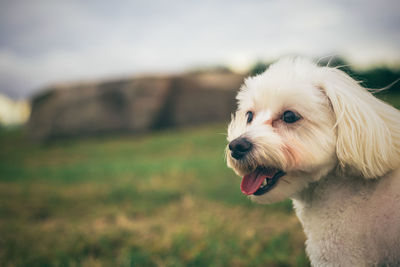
240, 169, 276, 195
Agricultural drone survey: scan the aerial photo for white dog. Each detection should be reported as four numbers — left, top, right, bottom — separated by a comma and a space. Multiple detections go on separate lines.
226, 58, 400, 266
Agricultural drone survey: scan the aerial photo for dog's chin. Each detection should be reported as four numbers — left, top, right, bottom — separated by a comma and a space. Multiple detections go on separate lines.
227, 157, 292, 203
227, 147, 337, 204
248, 173, 310, 204
229, 161, 330, 205
245, 172, 311, 204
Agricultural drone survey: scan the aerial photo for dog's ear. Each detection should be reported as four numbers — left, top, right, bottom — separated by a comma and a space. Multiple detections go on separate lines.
318, 67, 400, 178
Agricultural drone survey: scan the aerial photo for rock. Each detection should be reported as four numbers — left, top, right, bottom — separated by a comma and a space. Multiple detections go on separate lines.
28, 72, 244, 140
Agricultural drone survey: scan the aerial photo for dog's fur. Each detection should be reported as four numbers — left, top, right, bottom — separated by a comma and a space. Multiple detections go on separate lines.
226, 58, 400, 266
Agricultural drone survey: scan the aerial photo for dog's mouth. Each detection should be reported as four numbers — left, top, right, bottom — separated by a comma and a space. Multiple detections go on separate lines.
240, 167, 285, 196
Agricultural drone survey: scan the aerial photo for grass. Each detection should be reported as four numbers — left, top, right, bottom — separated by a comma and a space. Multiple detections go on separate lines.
1, 94, 399, 267
0, 124, 307, 267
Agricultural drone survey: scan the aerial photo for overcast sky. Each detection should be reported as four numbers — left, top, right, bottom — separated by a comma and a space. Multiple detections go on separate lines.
1, 0, 399, 99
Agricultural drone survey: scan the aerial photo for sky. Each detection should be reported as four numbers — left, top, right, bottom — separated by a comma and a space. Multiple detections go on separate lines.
0, 0, 399, 99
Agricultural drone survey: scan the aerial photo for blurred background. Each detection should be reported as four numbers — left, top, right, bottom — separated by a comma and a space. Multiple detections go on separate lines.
0, 0, 399, 266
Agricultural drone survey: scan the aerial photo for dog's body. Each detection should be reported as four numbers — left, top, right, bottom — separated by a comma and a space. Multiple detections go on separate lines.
226, 58, 400, 266
293, 168, 400, 266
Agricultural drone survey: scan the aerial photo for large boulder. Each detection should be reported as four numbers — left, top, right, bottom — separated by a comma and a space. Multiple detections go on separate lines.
154, 72, 243, 128
28, 72, 244, 140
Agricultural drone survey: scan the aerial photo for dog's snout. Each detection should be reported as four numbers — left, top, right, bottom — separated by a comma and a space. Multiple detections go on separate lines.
229, 138, 253, 160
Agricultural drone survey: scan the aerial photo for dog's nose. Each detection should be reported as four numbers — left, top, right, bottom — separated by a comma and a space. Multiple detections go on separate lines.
229, 138, 253, 160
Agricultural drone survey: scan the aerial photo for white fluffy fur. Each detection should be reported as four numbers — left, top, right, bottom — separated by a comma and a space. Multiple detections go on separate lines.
226, 58, 400, 266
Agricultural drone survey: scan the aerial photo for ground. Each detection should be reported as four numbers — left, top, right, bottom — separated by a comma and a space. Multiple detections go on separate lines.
0, 94, 398, 267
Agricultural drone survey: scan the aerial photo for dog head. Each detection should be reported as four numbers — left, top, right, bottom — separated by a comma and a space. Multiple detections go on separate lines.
226, 58, 400, 204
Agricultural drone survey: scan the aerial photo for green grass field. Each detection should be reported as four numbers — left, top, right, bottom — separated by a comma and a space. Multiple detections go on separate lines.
1, 94, 399, 267
0, 125, 308, 267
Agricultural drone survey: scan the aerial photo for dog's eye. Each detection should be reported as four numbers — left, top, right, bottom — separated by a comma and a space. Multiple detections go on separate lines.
282, 110, 300, 123
246, 111, 253, 124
